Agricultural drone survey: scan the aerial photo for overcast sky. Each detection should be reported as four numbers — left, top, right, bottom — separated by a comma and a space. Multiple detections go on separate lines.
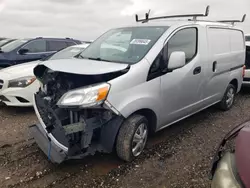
0, 0, 250, 40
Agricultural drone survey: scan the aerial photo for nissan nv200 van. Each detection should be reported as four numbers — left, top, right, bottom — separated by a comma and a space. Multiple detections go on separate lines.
30, 8, 246, 163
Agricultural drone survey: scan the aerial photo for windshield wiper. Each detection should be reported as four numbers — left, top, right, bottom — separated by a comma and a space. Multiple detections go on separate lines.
78, 56, 111, 62
87, 57, 111, 62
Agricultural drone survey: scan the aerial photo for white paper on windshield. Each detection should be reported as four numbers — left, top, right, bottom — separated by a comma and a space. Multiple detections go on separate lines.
130, 39, 151, 45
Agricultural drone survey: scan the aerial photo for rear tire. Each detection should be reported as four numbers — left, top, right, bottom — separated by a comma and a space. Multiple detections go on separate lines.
116, 114, 148, 162
218, 84, 236, 111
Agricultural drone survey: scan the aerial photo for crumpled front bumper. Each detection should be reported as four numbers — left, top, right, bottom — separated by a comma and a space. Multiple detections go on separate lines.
31, 93, 125, 164
29, 124, 67, 164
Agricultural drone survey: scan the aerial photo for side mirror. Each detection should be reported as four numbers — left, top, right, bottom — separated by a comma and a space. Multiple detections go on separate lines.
19, 48, 29, 55
168, 51, 186, 71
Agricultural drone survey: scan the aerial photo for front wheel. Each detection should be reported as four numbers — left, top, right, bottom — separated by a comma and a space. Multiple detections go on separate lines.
116, 114, 148, 162
218, 84, 236, 111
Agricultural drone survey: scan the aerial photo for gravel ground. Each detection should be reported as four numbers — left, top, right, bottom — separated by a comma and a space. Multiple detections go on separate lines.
1, 87, 250, 188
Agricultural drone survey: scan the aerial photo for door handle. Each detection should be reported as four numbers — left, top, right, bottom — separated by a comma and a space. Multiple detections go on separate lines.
193, 66, 201, 75
212, 61, 217, 72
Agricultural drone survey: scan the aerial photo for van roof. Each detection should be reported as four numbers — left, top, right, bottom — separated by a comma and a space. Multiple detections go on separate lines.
124, 20, 241, 30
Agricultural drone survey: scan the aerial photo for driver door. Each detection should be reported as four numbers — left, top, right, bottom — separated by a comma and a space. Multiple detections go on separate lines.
159, 27, 204, 127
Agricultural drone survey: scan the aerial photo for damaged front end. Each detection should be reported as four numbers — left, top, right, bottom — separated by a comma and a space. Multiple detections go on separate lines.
30, 64, 128, 163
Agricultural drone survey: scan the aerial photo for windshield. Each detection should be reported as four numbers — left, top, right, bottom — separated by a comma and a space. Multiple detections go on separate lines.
78, 26, 169, 64
0, 39, 14, 47
48, 46, 87, 60
246, 36, 250, 42
0, 39, 28, 52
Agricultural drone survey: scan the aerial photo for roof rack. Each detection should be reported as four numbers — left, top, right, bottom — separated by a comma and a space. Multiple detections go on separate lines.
135, 5, 210, 23
217, 14, 247, 25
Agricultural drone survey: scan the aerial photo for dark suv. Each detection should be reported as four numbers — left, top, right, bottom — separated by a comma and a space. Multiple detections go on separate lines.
0, 37, 81, 67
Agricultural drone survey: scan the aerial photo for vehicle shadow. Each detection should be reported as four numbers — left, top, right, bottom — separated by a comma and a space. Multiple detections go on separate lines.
239, 86, 250, 96
0, 104, 34, 116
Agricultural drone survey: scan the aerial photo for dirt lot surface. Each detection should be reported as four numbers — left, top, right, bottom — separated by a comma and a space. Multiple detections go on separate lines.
1, 88, 250, 188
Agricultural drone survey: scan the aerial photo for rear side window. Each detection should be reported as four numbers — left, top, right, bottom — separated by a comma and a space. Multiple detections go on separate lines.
48, 41, 68, 51
23, 40, 46, 53
167, 28, 197, 63
246, 36, 250, 42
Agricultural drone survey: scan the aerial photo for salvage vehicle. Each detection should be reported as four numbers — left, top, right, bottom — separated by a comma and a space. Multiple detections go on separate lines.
0, 43, 90, 107
210, 121, 250, 188
30, 6, 246, 163
0, 37, 81, 68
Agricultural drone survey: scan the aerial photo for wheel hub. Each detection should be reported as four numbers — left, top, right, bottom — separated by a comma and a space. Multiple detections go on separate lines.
132, 123, 148, 157
226, 88, 234, 107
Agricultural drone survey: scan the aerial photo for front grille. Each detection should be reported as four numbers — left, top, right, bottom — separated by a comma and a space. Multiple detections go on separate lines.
0, 79, 3, 89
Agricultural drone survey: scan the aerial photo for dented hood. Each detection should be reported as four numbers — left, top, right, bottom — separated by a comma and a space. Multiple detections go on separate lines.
34, 58, 129, 75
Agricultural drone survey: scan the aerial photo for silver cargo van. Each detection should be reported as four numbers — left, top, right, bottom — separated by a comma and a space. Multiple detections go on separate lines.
30, 7, 246, 163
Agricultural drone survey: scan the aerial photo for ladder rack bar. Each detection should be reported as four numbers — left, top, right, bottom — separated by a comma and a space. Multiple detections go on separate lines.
217, 14, 246, 23
135, 5, 210, 23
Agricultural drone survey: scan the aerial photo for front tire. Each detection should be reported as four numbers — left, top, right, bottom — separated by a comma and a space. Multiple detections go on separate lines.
116, 114, 148, 162
218, 84, 236, 111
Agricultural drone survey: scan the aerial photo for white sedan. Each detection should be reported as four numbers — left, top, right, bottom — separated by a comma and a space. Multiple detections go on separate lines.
0, 43, 90, 107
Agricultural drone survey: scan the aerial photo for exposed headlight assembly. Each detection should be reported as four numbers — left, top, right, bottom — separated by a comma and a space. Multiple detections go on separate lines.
57, 83, 110, 108
8, 76, 36, 88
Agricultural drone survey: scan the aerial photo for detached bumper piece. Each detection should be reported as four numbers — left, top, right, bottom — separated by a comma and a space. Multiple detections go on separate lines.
29, 124, 67, 164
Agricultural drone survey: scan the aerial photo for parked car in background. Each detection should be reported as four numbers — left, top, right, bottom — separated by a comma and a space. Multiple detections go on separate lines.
245, 34, 250, 46
0, 38, 16, 47
243, 45, 250, 85
210, 121, 250, 188
0, 37, 81, 68
30, 9, 246, 164
0, 43, 90, 107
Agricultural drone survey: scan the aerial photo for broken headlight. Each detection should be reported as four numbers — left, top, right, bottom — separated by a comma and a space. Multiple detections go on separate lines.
57, 83, 110, 108
8, 76, 36, 88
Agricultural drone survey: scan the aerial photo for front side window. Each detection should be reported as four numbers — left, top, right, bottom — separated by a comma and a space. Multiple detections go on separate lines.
148, 28, 198, 81
23, 40, 46, 53
78, 26, 169, 64
66, 41, 76, 47
48, 41, 68, 51
246, 36, 250, 42
167, 28, 197, 63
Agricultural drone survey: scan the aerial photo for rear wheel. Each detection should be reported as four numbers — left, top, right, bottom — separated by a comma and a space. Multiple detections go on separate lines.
116, 114, 148, 162
218, 84, 236, 111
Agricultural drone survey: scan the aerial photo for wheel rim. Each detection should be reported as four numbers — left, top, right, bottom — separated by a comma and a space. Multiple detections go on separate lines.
226, 88, 235, 107
132, 123, 148, 157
